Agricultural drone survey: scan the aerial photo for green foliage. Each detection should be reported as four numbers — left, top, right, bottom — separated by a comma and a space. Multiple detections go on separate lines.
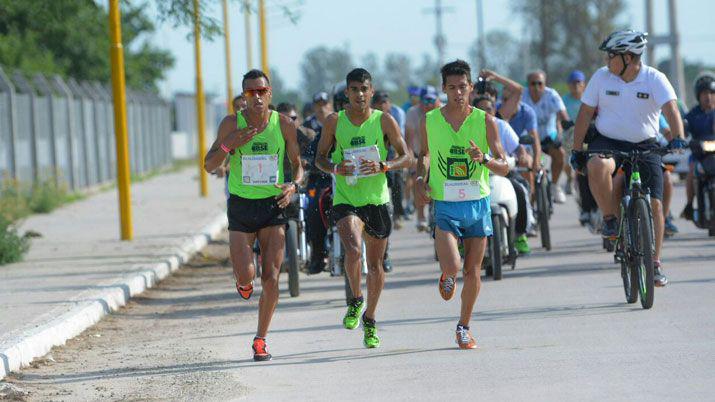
0, 215, 29, 266
28, 179, 69, 214
0, 0, 174, 91
0, 179, 30, 223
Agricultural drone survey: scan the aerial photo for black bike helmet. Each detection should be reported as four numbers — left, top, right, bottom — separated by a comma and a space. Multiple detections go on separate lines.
693, 72, 715, 100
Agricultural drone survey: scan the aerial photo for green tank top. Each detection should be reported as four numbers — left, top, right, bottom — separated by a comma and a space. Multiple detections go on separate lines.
331, 110, 390, 207
426, 107, 490, 201
228, 111, 285, 199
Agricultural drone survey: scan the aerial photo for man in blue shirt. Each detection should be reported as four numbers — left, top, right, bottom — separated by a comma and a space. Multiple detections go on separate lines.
562, 70, 585, 122
373, 91, 407, 227
681, 74, 715, 220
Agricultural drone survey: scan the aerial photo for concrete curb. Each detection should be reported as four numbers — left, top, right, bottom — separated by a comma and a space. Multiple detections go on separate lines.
0, 212, 228, 379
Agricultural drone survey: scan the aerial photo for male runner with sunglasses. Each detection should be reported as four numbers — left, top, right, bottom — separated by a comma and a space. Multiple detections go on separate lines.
417, 60, 508, 349
315, 68, 411, 348
204, 69, 304, 362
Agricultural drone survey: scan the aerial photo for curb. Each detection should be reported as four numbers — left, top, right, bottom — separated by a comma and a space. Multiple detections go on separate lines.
0, 212, 228, 379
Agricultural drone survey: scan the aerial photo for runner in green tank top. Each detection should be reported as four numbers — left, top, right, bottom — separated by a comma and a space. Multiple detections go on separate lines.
316, 68, 411, 348
204, 69, 303, 362
416, 60, 509, 350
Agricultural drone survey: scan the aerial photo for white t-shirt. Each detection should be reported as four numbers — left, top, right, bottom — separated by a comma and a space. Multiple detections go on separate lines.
521, 87, 566, 141
581, 65, 677, 143
496, 117, 520, 156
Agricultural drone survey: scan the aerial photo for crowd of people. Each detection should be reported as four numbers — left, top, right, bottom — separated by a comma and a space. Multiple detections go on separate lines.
204, 29, 714, 361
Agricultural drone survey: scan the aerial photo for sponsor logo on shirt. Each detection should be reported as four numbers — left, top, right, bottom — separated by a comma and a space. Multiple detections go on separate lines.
606, 90, 620, 96
350, 136, 366, 146
449, 145, 466, 155
636, 92, 650, 99
251, 142, 268, 152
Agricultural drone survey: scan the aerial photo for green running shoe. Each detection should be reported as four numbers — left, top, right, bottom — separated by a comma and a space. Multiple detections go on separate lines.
362, 316, 380, 348
515, 234, 531, 255
343, 298, 364, 330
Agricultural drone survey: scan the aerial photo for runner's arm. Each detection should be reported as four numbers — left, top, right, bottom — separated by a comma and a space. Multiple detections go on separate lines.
280, 114, 304, 185
204, 116, 234, 173
481, 70, 522, 120
528, 128, 542, 170
661, 100, 685, 141
484, 115, 509, 177
415, 116, 432, 202
315, 113, 340, 175
572, 104, 597, 151
380, 112, 412, 171
556, 109, 569, 137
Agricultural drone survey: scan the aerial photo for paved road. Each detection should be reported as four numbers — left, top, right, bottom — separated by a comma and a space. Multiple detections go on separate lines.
4, 187, 714, 401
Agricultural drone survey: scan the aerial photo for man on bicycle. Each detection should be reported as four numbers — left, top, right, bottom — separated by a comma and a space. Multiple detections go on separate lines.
315, 68, 411, 348
571, 30, 686, 287
416, 60, 508, 349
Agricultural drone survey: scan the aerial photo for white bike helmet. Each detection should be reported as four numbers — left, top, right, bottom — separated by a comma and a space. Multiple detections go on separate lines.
599, 30, 648, 55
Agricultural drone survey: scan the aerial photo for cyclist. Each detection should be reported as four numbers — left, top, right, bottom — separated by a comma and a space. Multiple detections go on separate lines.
523, 70, 570, 204
315, 68, 411, 348
204, 69, 304, 361
681, 73, 715, 220
417, 60, 508, 349
571, 30, 686, 287
405, 86, 442, 231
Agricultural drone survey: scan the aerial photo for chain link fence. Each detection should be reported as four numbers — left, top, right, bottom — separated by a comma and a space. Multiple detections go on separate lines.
0, 65, 174, 191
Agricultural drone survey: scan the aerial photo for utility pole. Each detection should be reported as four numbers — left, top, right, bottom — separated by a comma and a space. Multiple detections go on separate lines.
258, 0, 269, 78
668, 0, 686, 100
193, 0, 208, 197
645, 0, 655, 65
244, 0, 253, 70
424, 0, 453, 67
108, 0, 133, 240
222, 0, 234, 115
475, 0, 486, 68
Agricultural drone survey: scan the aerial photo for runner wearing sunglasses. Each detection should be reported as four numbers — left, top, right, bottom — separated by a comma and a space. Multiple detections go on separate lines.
204, 69, 304, 362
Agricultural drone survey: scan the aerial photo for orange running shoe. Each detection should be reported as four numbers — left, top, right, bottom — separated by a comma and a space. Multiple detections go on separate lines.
237, 281, 254, 300
252, 337, 272, 361
455, 326, 478, 350
439, 273, 456, 301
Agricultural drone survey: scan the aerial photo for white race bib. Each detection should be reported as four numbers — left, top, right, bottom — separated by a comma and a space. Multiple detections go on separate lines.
343, 145, 381, 178
443, 180, 481, 202
241, 154, 279, 186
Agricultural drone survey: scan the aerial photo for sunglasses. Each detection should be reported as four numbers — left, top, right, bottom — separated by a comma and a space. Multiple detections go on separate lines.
288, 114, 298, 121
244, 86, 271, 98
529, 81, 544, 87
422, 98, 437, 105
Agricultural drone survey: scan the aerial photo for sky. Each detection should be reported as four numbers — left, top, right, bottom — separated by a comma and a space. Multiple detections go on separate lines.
147, 0, 715, 101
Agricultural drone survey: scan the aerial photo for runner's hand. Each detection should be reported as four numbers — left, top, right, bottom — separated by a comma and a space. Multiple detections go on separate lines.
214, 165, 227, 178
224, 126, 258, 150
416, 177, 432, 204
333, 160, 356, 176
479, 69, 496, 80
467, 140, 484, 163
274, 182, 296, 209
358, 159, 380, 175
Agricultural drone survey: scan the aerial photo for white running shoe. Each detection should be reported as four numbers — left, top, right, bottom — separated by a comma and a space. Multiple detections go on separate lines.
552, 184, 566, 204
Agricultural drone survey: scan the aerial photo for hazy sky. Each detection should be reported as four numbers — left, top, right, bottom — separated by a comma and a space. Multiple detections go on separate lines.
148, 0, 715, 100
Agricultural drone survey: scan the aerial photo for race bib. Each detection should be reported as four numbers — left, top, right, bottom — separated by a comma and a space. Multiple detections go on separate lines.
343, 145, 381, 178
443, 180, 481, 202
241, 154, 279, 186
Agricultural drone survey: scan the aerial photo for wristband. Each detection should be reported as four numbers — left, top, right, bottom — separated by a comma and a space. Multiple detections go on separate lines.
332, 164, 339, 175
220, 143, 231, 154
379, 161, 389, 173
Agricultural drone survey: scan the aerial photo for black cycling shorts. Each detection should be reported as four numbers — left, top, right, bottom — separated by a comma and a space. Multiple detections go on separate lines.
332, 203, 393, 239
588, 135, 664, 201
541, 137, 562, 152
228, 194, 288, 233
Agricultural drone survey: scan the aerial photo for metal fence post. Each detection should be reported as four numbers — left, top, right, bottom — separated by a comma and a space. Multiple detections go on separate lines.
0, 66, 17, 180
50, 76, 77, 190
66, 78, 88, 188
32, 74, 57, 184
11, 71, 36, 184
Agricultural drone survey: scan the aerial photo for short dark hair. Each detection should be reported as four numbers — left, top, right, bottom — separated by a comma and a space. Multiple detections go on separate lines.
346, 68, 372, 86
232, 94, 244, 103
471, 95, 493, 108
440, 59, 472, 85
242, 69, 270, 89
276, 102, 295, 113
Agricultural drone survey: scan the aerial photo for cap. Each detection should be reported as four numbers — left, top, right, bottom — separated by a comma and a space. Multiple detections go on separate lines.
407, 85, 421, 97
372, 90, 390, 105
420, 85, 438, 101
312, 91, 329, 103
568, 70, 586, 83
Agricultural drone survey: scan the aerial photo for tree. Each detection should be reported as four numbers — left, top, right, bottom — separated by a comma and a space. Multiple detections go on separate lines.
0, 0, 174, 92
270, 67, 301, 107
300, 46, 354, 97
382, 53, 414, 103
469, 30, 528, 81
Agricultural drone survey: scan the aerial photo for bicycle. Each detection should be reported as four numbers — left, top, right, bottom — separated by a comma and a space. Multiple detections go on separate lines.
583, 147, 671, 309
282, 189, 311, 297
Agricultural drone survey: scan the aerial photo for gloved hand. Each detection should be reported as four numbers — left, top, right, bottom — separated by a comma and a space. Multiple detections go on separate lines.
668, 137, 688, 150
570, 150, 587, 172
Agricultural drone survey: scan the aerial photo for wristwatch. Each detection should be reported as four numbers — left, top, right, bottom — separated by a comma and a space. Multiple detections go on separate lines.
482, 153, 493, 165
379, 161, 389, 173
290, 181, 299, 191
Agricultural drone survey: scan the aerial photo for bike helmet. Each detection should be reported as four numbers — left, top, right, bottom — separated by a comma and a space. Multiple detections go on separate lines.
693, 72, 715, 99
599, 30, 648, 55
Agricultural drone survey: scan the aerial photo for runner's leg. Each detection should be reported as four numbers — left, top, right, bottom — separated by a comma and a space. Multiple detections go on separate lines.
459, 237, 486, 327
255, 225, 285, 338
337, 215, 364, 299
230, 231, 257, 287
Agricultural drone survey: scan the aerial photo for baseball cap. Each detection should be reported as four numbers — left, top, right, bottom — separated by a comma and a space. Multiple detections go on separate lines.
420, 85, 438, 102
372, 90, 390, 104
568, 70, 586, 83
312, 91, 329, 103
407, 85, 421, 97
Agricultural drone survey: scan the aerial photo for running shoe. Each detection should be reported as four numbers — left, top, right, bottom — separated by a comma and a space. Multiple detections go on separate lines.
252, 337, 272, 361
416, 220, 429, 232
515, 234, 531, 255
383, 257, 393, 273
579, 211, 591, 226
601, 215, 618, 240
654, 261, 668, 287
564, 178, 574, 195
552, 184, 566, 204
236, 281, 254, 300
343, 297, 364, 329
455, 325, 477, 349
362, 314, 380, 348
664, 215, 679, 238
680, 203, 694, 221
438, 273, 456, 301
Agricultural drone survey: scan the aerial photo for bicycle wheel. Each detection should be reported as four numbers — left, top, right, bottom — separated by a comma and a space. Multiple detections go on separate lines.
631, 198, 655, 309
619, 241, 638, 304
537, 178, 552, 251
286, 221, 300, 297
490, 214, 503, 280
